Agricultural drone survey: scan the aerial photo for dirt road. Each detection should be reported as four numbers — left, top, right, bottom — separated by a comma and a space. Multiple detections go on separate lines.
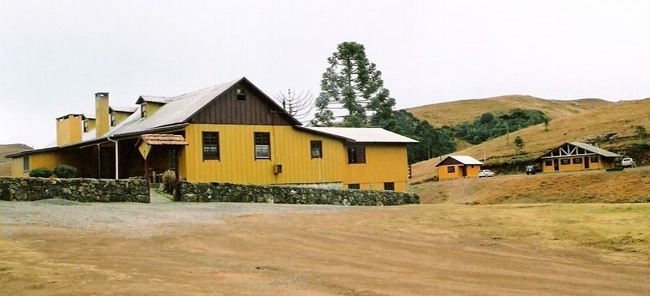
1, 201, 648, 295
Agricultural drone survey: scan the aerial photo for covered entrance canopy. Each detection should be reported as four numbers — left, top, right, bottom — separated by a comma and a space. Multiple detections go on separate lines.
137, 134, 188, 199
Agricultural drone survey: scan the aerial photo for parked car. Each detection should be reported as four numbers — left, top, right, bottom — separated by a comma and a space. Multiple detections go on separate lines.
478, 169, 496, 178
621, 157, 636, 168
525, 164, 542, 175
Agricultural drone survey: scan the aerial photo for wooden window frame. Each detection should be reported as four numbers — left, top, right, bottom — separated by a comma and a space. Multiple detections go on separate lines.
384, 182, 395, 191
347, 144, 366, 164
560, 159, 570, 165
310, 140, 322, 159
202, 132, 220, 160
254, 132, 271, 159
22, 156, 29, 172
447, 166, 455, 173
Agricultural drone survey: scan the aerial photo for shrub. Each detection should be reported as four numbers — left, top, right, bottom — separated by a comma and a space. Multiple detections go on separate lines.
53, 165, 77, 178
162, 170, 177, 194
29, 167, 53, 178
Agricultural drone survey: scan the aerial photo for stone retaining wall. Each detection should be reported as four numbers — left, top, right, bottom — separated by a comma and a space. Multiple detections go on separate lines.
180, 182, 419, 206
0, 177, 149, 203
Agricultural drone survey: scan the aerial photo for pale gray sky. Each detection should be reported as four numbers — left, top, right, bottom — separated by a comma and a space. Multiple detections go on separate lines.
2, 0, 650, 148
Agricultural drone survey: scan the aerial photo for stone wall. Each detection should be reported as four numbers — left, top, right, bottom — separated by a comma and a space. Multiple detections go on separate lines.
0, 177, 149, 203
179, 182, 420, 206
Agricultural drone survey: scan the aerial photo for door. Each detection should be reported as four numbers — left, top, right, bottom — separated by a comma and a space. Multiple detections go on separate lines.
553, 159, 559, 171
584, 157, 590, 169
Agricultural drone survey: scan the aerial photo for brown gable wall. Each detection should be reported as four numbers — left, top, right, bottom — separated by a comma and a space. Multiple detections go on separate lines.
189, 81, 294, 126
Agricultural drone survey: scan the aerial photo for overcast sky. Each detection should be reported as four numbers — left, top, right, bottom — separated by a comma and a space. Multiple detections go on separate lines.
2, 0, 650, 148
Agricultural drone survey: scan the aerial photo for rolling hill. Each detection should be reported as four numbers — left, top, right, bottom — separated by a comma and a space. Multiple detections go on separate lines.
408, 97, 650, 184
409, 95, 612, 127
0, 144, 32, 176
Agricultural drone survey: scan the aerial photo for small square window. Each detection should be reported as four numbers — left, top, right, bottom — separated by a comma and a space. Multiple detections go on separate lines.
236, 88, 246, 101
347, 145, 366, 164
590, 156, 599, 163
348, 184, 360, 190
573, 158, 582, 164
447, 166, 455, 173
561, 159, 571, 165
545, 160, 552, 166
310, 140, 322, 158
384, 182, 395, 191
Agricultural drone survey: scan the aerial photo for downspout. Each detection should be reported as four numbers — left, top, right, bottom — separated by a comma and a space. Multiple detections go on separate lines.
107, 135, 119, 180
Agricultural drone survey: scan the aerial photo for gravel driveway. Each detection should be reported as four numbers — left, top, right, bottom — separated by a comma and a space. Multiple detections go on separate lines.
0, 199, 355, 238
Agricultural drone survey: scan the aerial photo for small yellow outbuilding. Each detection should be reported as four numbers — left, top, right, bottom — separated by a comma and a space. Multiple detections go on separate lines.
435, 155, 483, 180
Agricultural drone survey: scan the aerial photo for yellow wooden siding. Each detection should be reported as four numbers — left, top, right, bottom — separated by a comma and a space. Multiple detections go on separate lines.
343, 145, 409, 191
542, 156, 615, 173
12, 152, 63, 177
182, 124, 346, 185
180, 124, 410, 191
438, 164, 481, 180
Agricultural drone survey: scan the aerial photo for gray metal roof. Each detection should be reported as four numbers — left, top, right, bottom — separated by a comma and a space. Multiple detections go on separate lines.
298, 126, 418, 143
435, 155, 484, 166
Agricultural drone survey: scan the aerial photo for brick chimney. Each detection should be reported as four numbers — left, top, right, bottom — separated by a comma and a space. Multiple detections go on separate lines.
95, 92, 109, 138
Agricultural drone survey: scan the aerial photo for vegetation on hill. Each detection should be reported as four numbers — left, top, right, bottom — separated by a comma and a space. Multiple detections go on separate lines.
455, 109, 549, 145
409, 98, 650, 184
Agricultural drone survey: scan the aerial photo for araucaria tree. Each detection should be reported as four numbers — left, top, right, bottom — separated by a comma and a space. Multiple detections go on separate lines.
311, 42, 396, 128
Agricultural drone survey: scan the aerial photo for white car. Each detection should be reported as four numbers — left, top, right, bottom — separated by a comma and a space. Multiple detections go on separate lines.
621, 157, 636, 168
478, 169, 496, 178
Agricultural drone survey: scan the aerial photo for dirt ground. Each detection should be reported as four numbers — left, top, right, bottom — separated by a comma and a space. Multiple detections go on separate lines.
1, 203, 649, 296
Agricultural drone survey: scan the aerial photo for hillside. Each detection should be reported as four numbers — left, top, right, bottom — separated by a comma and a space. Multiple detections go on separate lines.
409, 98, 650, 184
0, 144, 31, 176
408, 95, 612, 127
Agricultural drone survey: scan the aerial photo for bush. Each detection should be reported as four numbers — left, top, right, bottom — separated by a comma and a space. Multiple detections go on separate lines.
29, 167, 53, 178
162, 170, 177, 194
53, 165, 77, 178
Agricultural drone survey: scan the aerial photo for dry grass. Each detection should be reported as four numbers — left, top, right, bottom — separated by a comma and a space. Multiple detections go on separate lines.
0, 144, 31, 176
408, 95, 611, 127
409, 98, 650, 184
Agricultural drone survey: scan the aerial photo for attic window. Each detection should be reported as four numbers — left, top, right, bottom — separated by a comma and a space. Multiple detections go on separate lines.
110, 113, 116, 126
236, 88, 246, 101
141, 103, 147, 118
83, 120, 89, 132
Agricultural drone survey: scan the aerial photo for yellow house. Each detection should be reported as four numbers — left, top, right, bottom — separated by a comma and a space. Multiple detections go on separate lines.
538, 142, 621, 173
7, 77, 416, 192
435, 155, 483, 180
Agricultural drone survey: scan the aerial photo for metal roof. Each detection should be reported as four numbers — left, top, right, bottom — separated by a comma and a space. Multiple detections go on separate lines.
435, 155, 484, 166
109, 106, 138, 113
568, 142, 622, 157
297, 126, 418, 143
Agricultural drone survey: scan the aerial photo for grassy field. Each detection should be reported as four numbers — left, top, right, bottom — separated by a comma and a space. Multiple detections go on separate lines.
394, 203, 650, 265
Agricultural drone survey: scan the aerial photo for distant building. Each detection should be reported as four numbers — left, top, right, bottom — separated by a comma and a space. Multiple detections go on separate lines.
538, 142, 621, 173
435, 155, 483, 180
6, 77, 417, 192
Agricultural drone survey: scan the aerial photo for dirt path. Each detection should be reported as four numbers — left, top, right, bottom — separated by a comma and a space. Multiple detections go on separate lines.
1, 204, 648, 295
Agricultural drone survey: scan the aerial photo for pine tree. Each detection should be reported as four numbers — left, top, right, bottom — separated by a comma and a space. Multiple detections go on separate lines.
312, 42, 396, 128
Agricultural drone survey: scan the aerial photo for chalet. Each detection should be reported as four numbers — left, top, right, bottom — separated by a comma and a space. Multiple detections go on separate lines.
538, 142, 621, 173
7, 77, 417, 192
435, 155, 483, 180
